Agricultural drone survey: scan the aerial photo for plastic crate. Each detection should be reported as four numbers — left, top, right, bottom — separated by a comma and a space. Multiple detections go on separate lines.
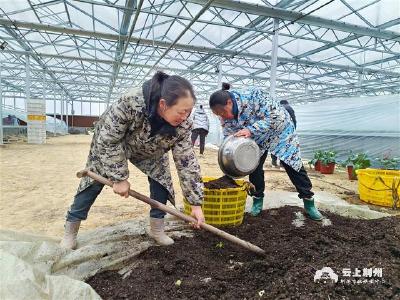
183, 176, 248, 226
356, 169, 400, 208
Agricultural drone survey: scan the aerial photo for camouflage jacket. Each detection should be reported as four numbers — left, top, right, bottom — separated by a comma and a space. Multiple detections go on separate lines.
77, 88, 204, 206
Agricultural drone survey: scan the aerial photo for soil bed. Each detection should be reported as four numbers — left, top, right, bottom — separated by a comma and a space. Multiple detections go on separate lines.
204, 175, 240, 189
87, 206, 400, 300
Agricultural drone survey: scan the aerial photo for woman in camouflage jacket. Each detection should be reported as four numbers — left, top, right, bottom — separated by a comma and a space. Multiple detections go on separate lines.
61, 72, 205, 249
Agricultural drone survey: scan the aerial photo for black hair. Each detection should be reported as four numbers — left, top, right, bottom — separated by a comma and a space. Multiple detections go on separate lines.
209, 82, 231, 108
280, 100, 289, 105
146, 71, 196, 116
142, 71, 195, 136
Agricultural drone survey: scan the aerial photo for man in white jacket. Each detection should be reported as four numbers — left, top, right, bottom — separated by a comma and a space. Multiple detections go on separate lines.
191, 104, 209, 155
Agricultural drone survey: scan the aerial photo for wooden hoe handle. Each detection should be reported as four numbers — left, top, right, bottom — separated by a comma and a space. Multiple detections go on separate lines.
77, 169, 266, 256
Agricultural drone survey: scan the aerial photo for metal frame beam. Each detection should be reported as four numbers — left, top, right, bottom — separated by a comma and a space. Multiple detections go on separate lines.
186, 0, 400, 41
1, 19, 398, 77
0, 0, 398, 108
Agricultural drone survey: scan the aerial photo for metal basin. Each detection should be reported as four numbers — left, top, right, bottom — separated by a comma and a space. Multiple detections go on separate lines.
218, 135, 261, 178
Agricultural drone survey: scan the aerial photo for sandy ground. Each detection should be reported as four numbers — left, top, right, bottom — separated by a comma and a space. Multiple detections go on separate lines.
0, 134, 397, 238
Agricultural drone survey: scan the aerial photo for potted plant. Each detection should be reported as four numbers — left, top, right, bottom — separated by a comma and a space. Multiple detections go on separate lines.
320, 150, 336, 174
309, 150, 323, 171
375, 154, 400, 170
343, 151, 371, 180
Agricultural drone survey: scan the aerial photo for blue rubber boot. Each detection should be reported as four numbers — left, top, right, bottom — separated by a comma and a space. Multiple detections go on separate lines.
250, 197, 264, 216
303, 198, 323, 221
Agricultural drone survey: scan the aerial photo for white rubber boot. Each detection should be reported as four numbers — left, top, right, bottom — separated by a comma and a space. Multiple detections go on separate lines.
147, 217, 174, 246
60, 221, 81, 250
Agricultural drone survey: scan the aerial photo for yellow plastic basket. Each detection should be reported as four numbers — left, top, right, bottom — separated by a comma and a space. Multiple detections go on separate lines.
183, 176, 248, 226
356, 169, 400, 209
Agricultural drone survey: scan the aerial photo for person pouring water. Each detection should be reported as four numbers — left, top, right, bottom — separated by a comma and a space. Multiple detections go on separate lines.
60, 71, 205, 250
209, 83, 323, 221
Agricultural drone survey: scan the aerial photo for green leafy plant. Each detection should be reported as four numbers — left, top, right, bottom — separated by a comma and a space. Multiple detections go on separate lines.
175, 279, 182, 287
309, 150, 323, 166
344, 151, 371, 169
320, 150, 337, 165
215, 241, 224, 249
342, 151, 371, 178
375, 154, 400, 170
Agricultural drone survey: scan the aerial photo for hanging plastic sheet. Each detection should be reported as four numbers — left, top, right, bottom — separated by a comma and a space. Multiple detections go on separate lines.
205, 94, 400, 163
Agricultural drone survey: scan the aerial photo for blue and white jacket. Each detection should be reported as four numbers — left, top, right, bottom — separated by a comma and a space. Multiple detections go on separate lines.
221, 87, 302, 171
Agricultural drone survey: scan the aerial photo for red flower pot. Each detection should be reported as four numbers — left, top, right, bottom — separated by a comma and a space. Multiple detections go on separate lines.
315, 160, 321, 171
320, 162, 335, 174
347, 165, 357, 180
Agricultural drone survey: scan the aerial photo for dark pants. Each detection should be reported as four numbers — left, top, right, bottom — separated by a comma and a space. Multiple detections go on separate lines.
249, 151, 314, 200
148, 177, 169, 219
66, 177, 169, 222
191, 128, 208, 154
271, 154, 278, 166
249, 151, 269, 198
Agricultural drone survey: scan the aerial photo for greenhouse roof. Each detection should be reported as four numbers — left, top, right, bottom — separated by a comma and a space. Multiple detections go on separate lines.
0, 0, 399, 107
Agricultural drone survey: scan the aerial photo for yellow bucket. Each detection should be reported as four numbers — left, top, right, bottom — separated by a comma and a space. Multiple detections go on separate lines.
183, 176, 248, 226
356, 169, 400, 209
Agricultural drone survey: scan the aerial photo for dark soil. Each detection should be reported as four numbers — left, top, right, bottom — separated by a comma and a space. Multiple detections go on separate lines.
204, 175, 240, 189
87, 206, 400, 300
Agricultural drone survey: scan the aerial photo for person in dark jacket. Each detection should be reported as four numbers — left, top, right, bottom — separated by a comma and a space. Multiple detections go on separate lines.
271, 100, 297, 167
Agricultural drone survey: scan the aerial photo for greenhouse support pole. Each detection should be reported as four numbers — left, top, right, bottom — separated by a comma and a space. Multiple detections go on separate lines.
26, 54, 30, 112
217, 62, 222, 87
305, 81, 309, 96
358, 72, 363, 96
60, 96, 64, 134
66, 97, 69, 133
42, 70, 46, 102
71, 100, 74, 128
42, 70, 46, 128
270, 18, 279, 101
0, 63, 3, 145
217, 61, 223, 145
53, 92, 56, 136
